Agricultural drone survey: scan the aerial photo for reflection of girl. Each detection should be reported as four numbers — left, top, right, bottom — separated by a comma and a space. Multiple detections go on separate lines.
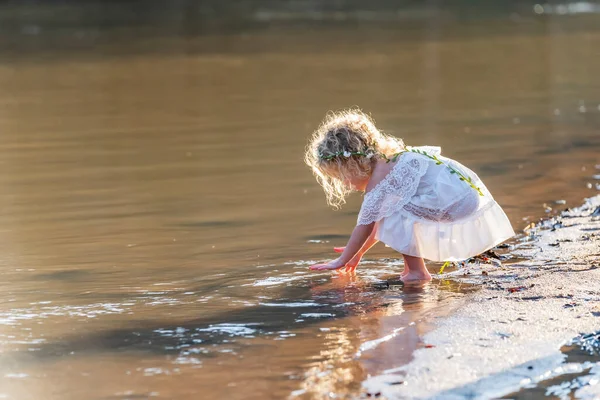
305, 109, 514, 282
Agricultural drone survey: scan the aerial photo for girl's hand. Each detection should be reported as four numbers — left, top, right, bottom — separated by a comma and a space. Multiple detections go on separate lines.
343, 254, 362, 272
309, 255, 363, 272
331, 246, 363, 272
309, 258, 346, 271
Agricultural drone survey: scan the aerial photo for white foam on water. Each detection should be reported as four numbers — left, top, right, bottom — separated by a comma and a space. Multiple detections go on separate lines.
143, 368, 166, 376
546, 363, 600, 399
283, 260, 320, 266
4, 373, 28, 379
248, 275, 306, 287
259, 302, 322, 307
356, 327, 405, 357
9, 339, 46, 345
0, 302, 128, 325
174, 356, 202, 365
298, 313, 335, 319
196, 323, 258, 336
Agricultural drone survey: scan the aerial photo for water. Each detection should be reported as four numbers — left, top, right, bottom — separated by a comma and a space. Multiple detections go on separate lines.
0, 4, 599, 399
504, 331, 600, 399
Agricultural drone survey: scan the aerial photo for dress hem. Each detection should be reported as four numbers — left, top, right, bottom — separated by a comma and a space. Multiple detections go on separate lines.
376, 200, 516, 262
389, 232, 515, 262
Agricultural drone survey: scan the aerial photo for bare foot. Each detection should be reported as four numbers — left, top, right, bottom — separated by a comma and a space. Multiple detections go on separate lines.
401, 271, 432, 282
401, 269, 410, 277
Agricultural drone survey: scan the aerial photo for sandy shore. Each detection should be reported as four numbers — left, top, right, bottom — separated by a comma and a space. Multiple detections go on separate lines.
363, 194, 600, 399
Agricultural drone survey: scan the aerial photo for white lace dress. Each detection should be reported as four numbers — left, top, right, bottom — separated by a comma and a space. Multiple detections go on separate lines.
357, 146, 515, 262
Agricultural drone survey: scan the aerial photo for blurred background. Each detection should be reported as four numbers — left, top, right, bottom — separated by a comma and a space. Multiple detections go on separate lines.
0, 1, 599, 399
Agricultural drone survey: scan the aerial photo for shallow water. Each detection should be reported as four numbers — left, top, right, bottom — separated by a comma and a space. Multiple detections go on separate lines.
504, 331, 600, 400
0, 3, 599, 399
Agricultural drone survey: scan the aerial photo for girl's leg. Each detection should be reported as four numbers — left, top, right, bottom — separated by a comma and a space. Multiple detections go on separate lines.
401, 261, 411, 277
401, 254, 432, 282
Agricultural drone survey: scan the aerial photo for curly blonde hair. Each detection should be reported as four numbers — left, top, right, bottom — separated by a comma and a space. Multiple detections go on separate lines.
304, 108, 405, 208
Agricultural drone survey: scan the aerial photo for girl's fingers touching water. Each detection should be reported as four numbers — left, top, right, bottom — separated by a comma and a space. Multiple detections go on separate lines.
309, 258, 345, 271
309, 256, 362, 272
343, 256, 361, 272
309, 263, 342, 271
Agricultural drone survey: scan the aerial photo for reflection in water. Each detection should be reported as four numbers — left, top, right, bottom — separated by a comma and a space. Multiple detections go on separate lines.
293, 277, 470, 399
0, 3, 599, 399
298, 327, 363, 398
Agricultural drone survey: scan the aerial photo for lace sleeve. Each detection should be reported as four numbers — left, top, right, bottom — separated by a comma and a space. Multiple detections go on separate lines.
357, 153, 429, 225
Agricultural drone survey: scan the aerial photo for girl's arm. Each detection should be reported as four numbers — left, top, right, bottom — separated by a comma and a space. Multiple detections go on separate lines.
310, 222, 374, 271
337, 222, 376, 264
340, 223, 379, 272
309, 160, 390, 271
355, 223, 379, 256
360, 225, 379, 253
334, 222, 379, 256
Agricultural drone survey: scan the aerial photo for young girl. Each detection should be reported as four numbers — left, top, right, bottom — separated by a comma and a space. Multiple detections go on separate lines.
304, 109, 515, 282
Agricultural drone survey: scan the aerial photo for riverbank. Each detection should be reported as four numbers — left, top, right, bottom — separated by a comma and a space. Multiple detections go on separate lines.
363, 194, 600, 399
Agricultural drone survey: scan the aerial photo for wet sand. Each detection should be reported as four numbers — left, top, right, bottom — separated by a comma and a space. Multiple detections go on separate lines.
364, 194, 600, 399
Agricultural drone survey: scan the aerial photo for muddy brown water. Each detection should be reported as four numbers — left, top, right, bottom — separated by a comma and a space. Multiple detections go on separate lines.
0, 8, 599, 400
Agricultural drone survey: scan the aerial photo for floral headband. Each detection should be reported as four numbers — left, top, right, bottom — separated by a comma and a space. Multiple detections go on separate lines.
319, 148, 377, 161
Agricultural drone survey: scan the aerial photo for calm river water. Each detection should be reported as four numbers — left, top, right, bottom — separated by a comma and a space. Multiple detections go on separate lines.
0, 5, 599, 400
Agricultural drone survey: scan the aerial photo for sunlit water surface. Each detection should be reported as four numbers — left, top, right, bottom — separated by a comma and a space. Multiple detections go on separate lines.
0, 8, 599, 400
